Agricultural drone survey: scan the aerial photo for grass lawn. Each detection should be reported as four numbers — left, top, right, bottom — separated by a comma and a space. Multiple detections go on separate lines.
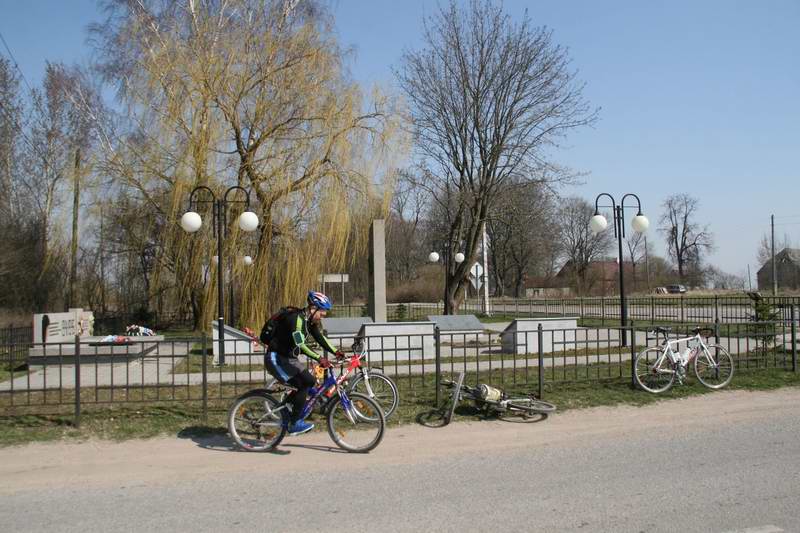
1, 361, 798, 447
0, 363, 29, 383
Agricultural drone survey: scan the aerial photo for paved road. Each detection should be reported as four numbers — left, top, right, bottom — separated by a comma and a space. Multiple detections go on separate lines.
2, 388, 799, 532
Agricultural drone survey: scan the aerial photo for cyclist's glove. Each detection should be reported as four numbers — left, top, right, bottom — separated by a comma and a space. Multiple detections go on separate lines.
318, 357, 332, 369
334, 350, 346, 360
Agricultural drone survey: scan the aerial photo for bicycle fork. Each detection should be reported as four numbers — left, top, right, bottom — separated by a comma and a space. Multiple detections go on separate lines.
339, 393, 358, 424
360, 369, 377, 399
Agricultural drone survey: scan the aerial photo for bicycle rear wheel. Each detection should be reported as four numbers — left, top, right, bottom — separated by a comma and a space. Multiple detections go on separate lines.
327, 392, 385, 453
634, 347, 676, 393
503, 398, 557, 419
228, 391, 287, 451
694, 344, 734, 389
348, 371, 399, 419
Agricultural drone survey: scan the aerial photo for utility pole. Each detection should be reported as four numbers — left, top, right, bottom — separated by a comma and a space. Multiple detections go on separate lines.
482, 223, 491, 316
771, 214, 777, 295
100, 206, 106, 314
644, 235, 651, 292
68, 148, 81, 309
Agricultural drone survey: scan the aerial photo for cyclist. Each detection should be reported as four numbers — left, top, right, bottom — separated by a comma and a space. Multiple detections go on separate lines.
264, 291, 344, 435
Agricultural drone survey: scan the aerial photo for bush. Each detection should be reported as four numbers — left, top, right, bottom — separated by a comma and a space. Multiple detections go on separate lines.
396, 303, 408, 320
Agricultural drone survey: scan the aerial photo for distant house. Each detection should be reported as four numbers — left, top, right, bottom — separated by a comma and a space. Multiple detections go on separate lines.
757, 248, 800, 291
554, 259, 636, 296
523, 275, 571, 298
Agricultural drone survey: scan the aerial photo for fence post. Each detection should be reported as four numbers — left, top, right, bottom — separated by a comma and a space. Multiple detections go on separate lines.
714, 318, 720, 346
434, 326, 441, 407
74, 335, 81, 428
791, 305, 797, 373
630, 321, 637, 388
650, 296, 654, 322
201, 332, 208, 421
537, 324, 544, 399
714, 295, 719, 323
680, 295, 685, 323
601, 297, 606, 325
580, 297, 585, 319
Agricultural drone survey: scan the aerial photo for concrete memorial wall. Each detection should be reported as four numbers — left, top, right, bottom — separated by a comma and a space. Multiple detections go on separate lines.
500, 317, 579, 355
211, 321, 264, 365
358, 321, 436, 364
32, 308, 95, 344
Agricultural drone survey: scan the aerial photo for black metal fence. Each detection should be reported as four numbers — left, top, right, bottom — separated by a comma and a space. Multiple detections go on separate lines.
331, 296, 800, 325
1, 320, 796, 424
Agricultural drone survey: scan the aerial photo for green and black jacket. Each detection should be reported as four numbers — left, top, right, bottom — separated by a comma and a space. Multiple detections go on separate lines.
268, 308, 337, 361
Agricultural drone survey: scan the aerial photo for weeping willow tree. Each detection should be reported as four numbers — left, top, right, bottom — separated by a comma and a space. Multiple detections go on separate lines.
91, 0, 404, 329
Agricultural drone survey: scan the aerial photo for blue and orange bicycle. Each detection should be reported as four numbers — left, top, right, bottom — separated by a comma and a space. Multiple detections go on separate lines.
227, 353, 386, 453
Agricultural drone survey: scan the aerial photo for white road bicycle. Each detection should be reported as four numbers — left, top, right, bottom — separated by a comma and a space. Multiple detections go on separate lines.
634, 326, 734, 394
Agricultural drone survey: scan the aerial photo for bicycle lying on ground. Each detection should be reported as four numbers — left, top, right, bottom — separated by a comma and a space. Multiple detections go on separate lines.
437, 372, 556, 426
633, 326, 734, 394
265, 337, 399, 419
228, 359, 386, 453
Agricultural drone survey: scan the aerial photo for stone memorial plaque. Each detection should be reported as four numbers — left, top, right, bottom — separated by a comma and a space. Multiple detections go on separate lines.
426, 314, 484, 333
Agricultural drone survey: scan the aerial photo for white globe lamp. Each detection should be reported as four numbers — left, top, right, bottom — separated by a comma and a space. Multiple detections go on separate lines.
180, 211, 202, 233
428, 252, 440, 263
589, 214, 608, 234
631, 214, 650, 233
454, 252, 465, 264
238, 211, 259, 232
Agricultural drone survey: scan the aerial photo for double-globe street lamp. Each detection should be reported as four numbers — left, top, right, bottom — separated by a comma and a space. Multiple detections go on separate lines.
181, 186, 259, 365
589, 193, 649, 347
428, 247, 464, 406
428, 249, 465, 315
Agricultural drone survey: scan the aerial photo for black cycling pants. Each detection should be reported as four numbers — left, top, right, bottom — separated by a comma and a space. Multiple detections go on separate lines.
285, 370, 316, 423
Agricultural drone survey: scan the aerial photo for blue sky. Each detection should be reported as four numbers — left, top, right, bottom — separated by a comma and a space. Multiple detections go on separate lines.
2, 0, 799, 280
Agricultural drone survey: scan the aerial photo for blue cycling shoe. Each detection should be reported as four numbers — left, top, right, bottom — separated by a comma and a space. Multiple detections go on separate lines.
287, 420, 314, 436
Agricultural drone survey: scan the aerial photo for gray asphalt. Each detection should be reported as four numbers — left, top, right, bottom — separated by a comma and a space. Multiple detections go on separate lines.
2, 389, 799, 532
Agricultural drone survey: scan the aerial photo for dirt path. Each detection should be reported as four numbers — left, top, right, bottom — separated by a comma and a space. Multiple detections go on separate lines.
2, 387, 799, 495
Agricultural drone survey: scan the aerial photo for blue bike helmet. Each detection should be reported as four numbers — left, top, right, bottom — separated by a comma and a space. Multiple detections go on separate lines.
307, 291, 332, 310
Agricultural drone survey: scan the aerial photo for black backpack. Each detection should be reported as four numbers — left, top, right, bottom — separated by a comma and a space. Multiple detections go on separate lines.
259, 306, 300, 345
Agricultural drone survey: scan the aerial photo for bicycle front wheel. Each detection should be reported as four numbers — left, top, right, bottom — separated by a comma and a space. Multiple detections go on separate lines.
694, 344, 734, 389
502, 398, 557, 420
228, 391, 286, 451
327, 393, 385, 453
634, 347, 676, 393
348, 371, 399, 419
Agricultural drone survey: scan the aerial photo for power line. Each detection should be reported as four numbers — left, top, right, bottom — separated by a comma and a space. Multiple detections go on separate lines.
0, 30, 60, 168
0, 30, 35, 95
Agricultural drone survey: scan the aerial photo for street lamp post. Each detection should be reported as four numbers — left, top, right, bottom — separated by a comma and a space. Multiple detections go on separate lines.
589, 193, 649, 347
428, 248, 465, 315
181, 186, 259, 365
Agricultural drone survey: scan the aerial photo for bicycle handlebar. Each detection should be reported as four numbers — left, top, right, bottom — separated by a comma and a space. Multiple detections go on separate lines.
647, 326, 714, 338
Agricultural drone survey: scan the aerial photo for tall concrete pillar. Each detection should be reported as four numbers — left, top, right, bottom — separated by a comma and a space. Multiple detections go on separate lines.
368, 219, 387, 322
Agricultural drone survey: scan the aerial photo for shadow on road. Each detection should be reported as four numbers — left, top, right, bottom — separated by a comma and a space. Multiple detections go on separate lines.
176, 426, 351, 455
176, 426, 259, 453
